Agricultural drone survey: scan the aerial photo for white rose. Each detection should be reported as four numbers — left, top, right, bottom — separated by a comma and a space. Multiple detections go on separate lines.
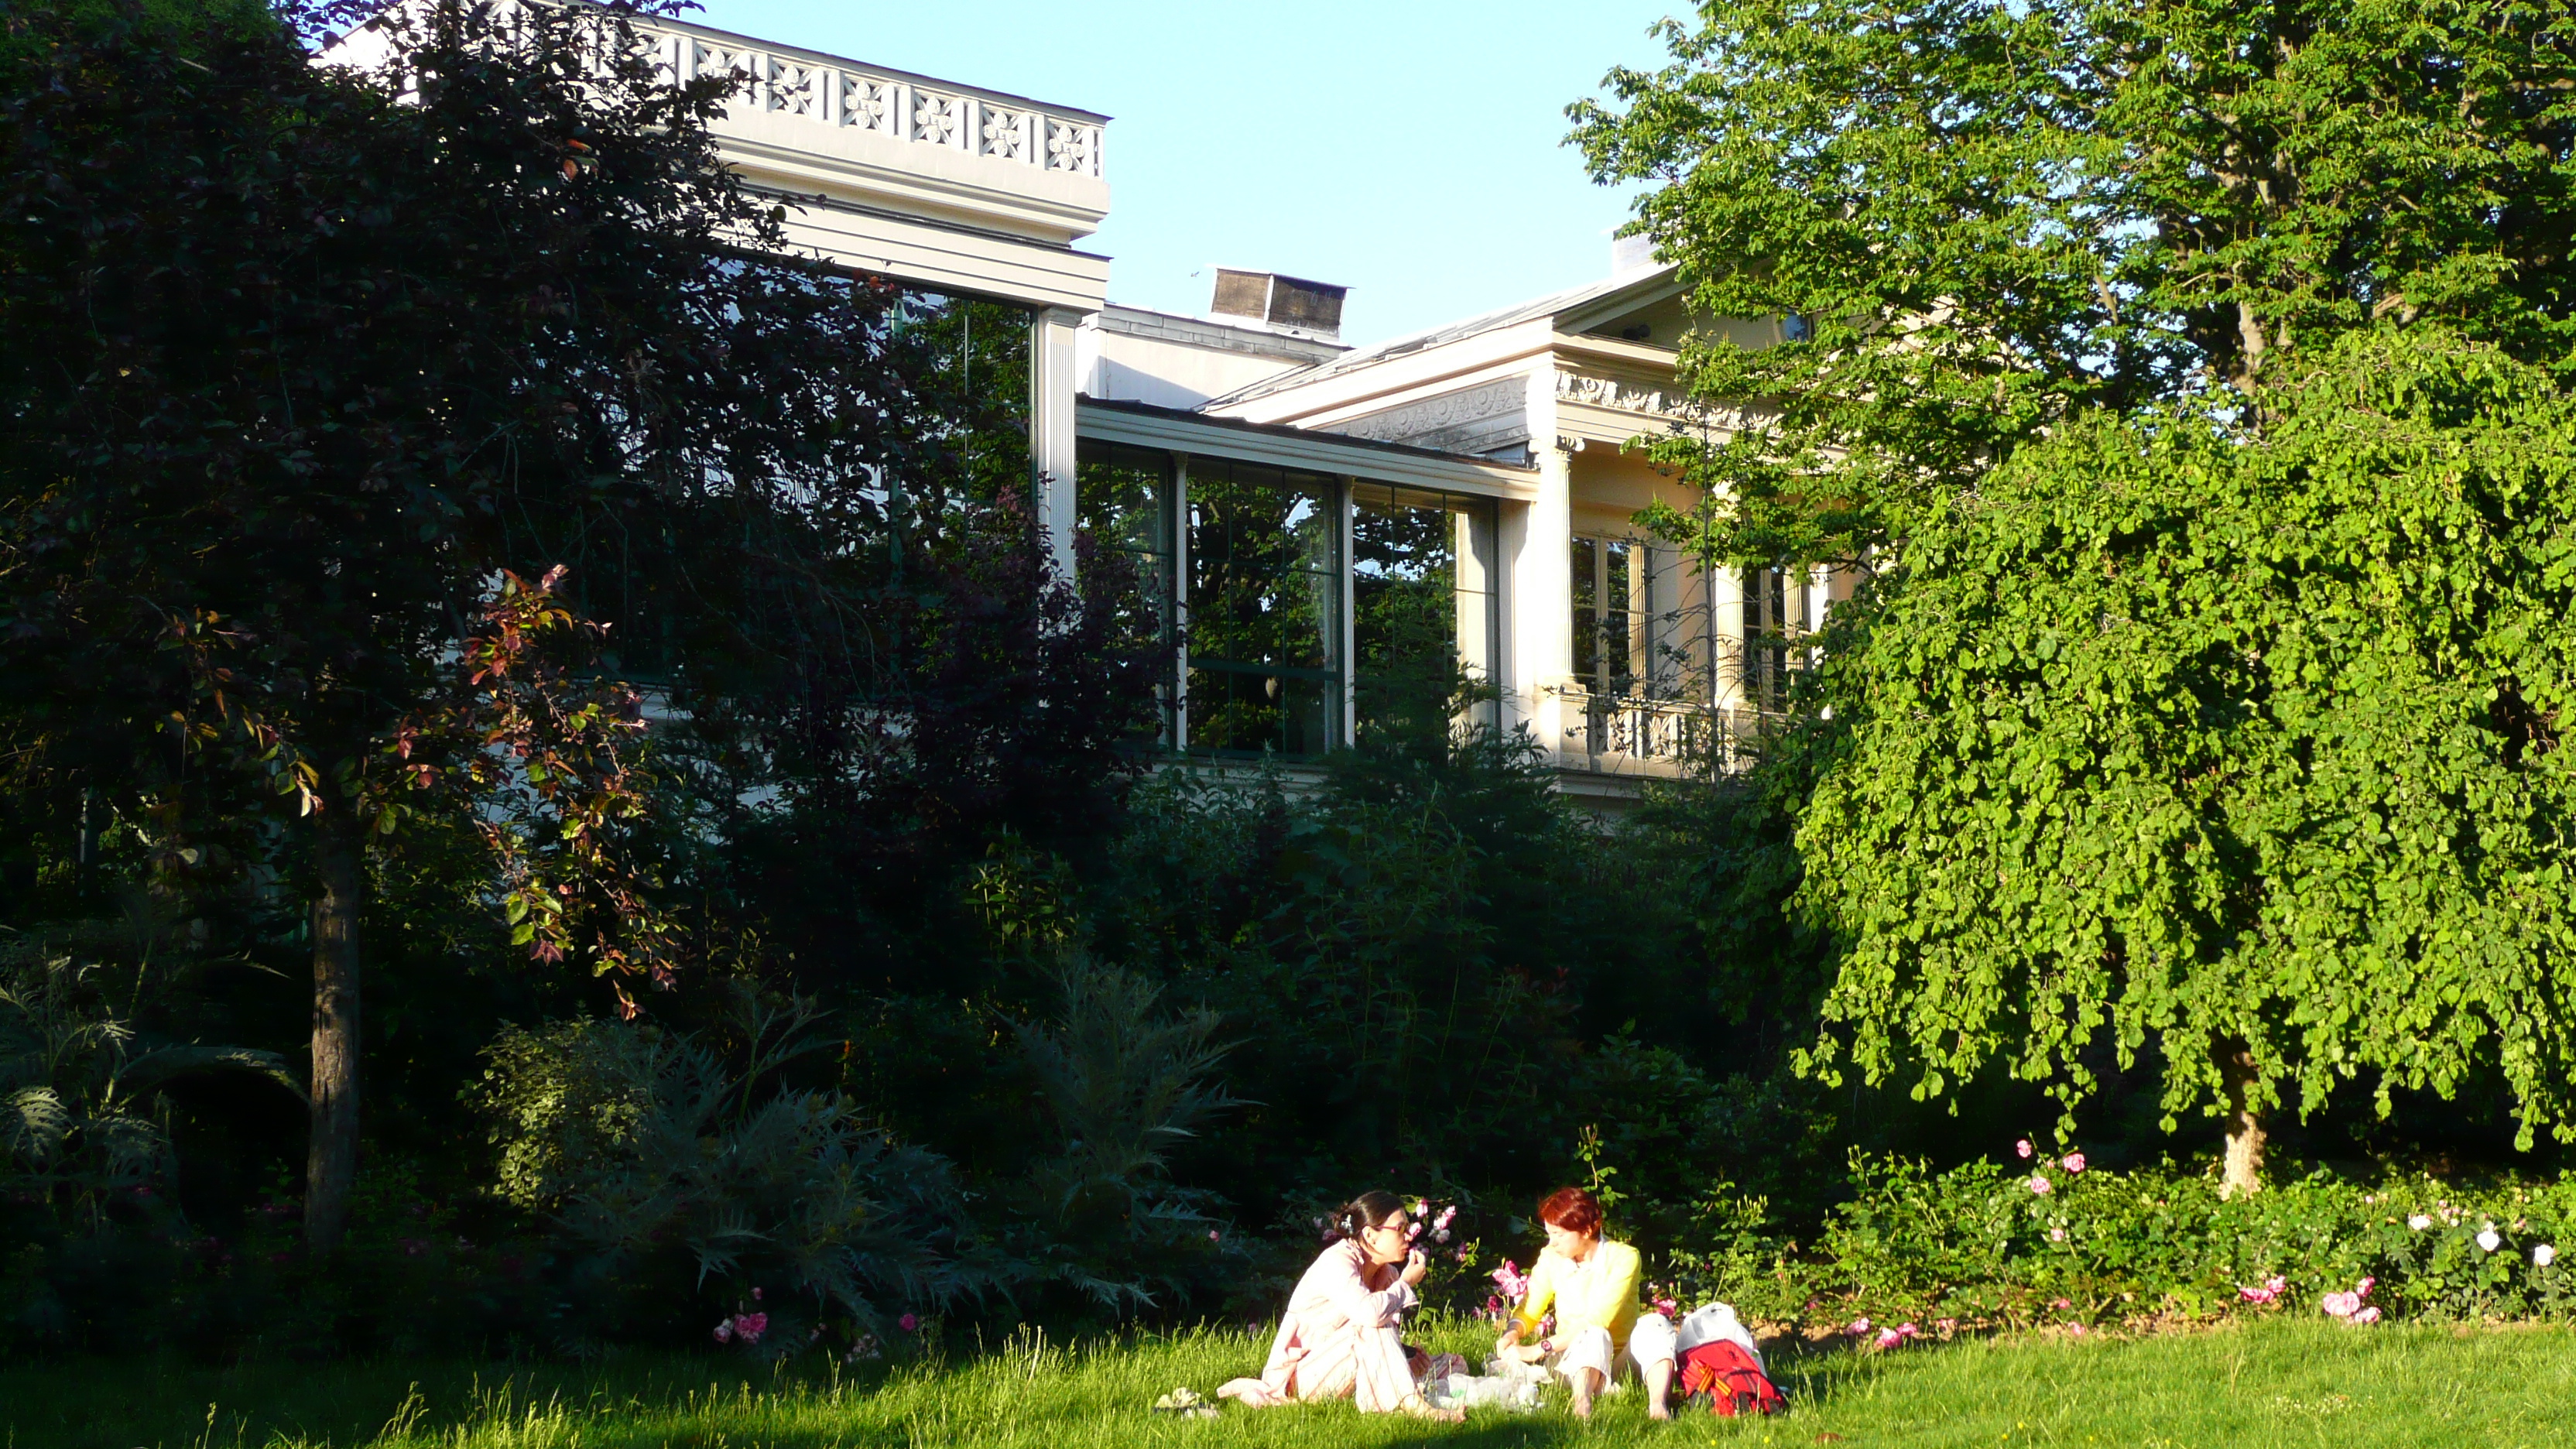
2408, 1214, 2434, 1231
2537, 1244, 2557, 1268
2478, 1229, 2503, 1252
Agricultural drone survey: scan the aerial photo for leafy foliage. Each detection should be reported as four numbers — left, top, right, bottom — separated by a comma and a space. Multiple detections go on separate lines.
470, 999, 985, 1351
1774, 1149, 2576, 1333
1792, 331, 2576, 1150
2, 930, 299, 1227
1571, 0, 2576, 570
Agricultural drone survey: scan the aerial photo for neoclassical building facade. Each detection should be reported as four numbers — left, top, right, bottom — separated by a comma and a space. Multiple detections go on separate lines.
337, 7, 1833, 800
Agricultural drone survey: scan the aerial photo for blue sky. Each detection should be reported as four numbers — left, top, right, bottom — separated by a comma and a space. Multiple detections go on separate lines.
689, 0, 1679, 346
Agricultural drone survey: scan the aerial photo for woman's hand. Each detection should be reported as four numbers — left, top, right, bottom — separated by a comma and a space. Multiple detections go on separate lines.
1400, 1247, 1428, 1288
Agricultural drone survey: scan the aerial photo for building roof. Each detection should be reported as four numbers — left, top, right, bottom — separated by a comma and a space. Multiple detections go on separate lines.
1202, 265, 1680, 409
1076, 397, 1537, 498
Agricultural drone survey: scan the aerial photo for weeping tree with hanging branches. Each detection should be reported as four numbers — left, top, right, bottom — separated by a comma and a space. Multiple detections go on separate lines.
1788, 331, 2576, 1194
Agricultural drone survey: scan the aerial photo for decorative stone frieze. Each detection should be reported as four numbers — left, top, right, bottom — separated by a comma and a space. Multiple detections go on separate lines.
1328, 378, 1530, 455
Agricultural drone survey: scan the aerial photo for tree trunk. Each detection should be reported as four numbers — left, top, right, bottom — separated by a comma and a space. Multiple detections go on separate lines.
305, 803, 363, 1252
2218, 1040, 2266, 1199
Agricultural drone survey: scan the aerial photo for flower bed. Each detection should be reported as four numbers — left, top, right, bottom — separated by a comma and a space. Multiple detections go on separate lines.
1662, 1148, 2576, 1338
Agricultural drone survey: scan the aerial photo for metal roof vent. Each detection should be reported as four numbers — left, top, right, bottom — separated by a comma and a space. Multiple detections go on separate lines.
1209, 269, 1347, 341
1611, 234, 1661, 275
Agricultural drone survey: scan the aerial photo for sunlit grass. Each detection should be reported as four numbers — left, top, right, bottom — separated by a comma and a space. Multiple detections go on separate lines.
9, 1315, 2576, 1448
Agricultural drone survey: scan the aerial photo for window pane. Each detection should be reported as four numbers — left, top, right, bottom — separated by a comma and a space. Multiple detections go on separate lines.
1605, 540, 1635, 693
1185, 459, 1340, 755
1075, 441, 1173, 650
1076, 442, 1170, 559
1352, 482, 1492, 748
1571, 536, 1599, 685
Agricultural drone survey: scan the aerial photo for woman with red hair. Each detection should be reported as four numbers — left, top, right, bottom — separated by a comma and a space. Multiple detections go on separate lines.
1495, 1187, 1677, 1420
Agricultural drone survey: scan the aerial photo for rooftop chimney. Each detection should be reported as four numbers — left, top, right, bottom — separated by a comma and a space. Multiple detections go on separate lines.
1209, 269, 1347, 341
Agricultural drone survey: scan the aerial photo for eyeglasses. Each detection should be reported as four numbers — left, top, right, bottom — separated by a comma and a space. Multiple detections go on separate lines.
1360, 1219, 1412, 1236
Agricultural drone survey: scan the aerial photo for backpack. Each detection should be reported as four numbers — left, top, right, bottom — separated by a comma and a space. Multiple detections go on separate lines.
1677, 1338, 1786, 1417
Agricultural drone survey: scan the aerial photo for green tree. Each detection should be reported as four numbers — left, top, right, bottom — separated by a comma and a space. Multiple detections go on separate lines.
1792, 331, 2576, 1194
1571, 0, 2576, 572
1571, 0, 2576, 1192
0, 0, 1011, 1246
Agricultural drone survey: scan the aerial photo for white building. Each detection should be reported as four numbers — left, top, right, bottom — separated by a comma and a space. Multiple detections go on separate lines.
343, 8, 1839, 800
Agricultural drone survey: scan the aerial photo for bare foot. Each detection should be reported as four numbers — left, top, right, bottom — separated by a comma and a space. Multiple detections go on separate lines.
1647, 1403, 1672, 1422
1571, 1392, 1595, 1420
1399, 1396, 1466, 1424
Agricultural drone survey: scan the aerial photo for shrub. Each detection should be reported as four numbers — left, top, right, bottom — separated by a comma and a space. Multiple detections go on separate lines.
1717, 1148, 2576, 1336
469, 997, 987, 1355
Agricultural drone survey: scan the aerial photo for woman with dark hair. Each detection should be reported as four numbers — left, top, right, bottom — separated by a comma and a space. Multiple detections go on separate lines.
1496, 1186, 1677, 1420
1217, 1191, 1464, 1421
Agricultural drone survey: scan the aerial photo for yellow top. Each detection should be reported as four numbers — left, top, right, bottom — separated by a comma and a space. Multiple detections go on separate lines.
1515, 1238, 1643, 1355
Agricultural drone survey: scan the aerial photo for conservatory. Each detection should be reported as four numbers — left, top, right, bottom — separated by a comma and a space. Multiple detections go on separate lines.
328, 5, 1842, 796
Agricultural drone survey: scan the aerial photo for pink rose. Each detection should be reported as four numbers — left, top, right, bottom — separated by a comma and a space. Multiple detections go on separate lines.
2016, 1139, 2034, 1160
1848, 1317, 1872, 1336
2049, 1227, 2066, 1242
898, 1313, 918, 1332
2351, 1306, 2382, 1324
2060, 1153, 2086, 1173
2320, 1292, 2359, 1319
2030, 1175, 2053, 1195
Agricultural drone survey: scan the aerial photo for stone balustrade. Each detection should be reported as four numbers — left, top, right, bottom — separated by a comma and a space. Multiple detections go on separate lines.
640, 21, 1105, 181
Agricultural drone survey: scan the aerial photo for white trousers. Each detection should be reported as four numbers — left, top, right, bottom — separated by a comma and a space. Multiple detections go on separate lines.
1553, 1311, 1677, 1386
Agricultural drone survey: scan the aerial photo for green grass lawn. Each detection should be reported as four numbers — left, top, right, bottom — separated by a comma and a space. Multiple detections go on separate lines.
9, 1316, 2576, 1449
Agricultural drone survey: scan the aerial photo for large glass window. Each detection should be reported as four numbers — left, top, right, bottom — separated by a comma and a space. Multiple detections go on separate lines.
1185, 460, 1342, 756
1076, 440, 1177, 741
1353, 482, 1498, 747
1075, 441, 1176, 645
